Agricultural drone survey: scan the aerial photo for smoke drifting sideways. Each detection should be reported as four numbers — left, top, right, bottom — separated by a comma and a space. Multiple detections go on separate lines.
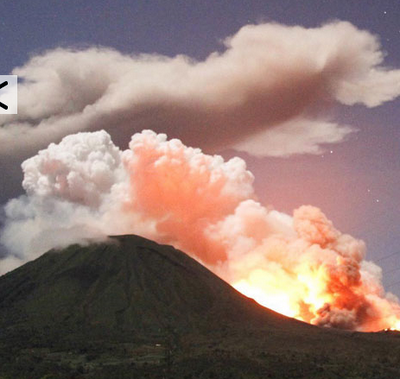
1, 130, 400, 332
2, 21, 400, 162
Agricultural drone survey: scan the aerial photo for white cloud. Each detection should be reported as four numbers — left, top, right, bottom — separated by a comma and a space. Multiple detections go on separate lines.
1, 21, 399, 159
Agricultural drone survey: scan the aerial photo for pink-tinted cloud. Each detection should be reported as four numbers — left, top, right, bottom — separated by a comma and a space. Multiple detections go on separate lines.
2, 130, 400, 332
1, 21, 400, 160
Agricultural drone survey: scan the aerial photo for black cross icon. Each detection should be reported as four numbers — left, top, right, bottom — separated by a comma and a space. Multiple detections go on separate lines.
0, 81, 8, 110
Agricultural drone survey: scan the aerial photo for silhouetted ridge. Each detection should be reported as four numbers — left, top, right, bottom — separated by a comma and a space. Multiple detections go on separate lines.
2, 235, 400, 378
0, 234, 302, 344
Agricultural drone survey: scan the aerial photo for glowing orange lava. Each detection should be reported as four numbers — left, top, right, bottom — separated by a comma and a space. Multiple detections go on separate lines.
233, 267, 400, 332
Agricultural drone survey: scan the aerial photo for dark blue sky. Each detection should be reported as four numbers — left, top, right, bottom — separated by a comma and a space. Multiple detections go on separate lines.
1, 0, 400, 290
2, 1, 400, 72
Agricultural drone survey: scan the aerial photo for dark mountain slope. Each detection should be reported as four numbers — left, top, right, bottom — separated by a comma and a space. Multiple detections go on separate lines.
1, 235, 400, 379
0, 235, 305, 341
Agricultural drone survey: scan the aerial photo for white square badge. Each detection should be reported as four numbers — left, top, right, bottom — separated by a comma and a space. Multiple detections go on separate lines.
0, 75, 17, 114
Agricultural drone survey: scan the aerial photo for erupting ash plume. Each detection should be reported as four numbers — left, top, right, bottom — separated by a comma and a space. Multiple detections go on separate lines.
1, 130, 400, 332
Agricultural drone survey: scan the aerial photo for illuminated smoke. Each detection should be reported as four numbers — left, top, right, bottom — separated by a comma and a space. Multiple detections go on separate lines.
1, 130, 399, 332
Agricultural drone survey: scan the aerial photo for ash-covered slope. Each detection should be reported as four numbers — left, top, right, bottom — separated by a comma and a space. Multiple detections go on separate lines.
0, 234, 303, 340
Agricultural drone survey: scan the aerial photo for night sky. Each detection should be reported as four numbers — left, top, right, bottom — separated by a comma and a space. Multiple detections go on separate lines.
1, 1, 400, 292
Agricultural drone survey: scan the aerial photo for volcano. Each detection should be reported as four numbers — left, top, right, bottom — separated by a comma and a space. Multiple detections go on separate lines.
0, 235, 298, 337
1, 235, 400, 378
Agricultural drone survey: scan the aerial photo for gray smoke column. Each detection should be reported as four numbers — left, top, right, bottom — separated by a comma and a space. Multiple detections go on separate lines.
1, 129, 400, 332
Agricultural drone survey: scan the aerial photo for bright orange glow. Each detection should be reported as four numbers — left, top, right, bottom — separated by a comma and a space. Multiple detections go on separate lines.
120, 131, 400, 332
8, 129, 400, 333
389, 320, 400, 331
234, 280, 299, 318
232, 269, 331, 324
233, 265, 400, 332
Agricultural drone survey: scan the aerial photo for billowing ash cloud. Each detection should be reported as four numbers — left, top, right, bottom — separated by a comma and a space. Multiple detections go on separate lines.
2, 21, 400, 160
1, 130, 400, 332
